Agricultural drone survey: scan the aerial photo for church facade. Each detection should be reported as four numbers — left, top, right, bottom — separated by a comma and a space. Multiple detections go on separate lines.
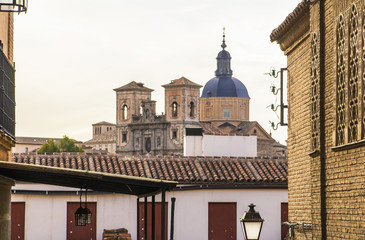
85, 36, 285, 157
113, 78, 202, 155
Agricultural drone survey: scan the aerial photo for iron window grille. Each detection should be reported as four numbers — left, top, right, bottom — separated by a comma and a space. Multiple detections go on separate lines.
0, 45, 15, 140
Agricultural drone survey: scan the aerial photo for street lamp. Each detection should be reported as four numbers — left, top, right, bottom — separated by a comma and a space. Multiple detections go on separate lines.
240, 204, 264, 240
0, 0, 28, 13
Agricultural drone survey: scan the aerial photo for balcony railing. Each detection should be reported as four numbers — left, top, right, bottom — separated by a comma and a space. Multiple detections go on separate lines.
0, 45, 15, 140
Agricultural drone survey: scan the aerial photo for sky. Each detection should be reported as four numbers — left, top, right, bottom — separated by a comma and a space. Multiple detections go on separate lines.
13, 0, 300, 144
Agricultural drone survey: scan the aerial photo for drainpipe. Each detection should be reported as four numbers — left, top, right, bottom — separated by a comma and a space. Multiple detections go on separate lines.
170, 197, 176, 240
152, 195, 155, 240
319, 0, 327, 239
137, 198, 140, 240
161, 189, 166, 240
144, 196, 148, 240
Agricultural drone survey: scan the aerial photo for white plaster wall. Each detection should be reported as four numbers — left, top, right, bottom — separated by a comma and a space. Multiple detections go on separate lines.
12, 193, 138, 240
184, 135, 257, 157
184, 136, 202, 156
11, 185, 287, 240
167, 189, 287, 240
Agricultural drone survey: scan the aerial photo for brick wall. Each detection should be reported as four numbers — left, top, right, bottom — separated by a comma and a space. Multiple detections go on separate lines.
324, 1, 365, 238
273, 0, 365, 239
285, 28, 312, 239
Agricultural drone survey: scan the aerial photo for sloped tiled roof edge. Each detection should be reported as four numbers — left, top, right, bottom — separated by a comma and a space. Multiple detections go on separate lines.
12, 154, 288, 186
270, 1, 309, 42
113, 81, 154, 92
162, 77, 202, 88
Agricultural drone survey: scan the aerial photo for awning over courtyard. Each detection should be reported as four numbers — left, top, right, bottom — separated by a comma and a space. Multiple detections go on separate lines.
0, 161, 177, 196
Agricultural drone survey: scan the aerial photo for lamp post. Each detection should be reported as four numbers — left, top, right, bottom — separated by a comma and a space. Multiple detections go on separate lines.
0, 0, 28, 13
240, 204, 264, 240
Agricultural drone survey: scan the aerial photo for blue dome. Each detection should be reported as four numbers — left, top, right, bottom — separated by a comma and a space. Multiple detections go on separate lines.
201, 76, 250, 98
217, 50, 231, 58
201, 32, 249, 99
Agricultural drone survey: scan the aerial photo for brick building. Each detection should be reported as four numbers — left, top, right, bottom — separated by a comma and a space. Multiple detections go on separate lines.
271, 0, 365, 239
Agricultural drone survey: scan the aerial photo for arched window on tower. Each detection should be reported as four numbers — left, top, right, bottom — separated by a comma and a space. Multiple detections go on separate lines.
172, 102, 178, 117
122, 105, 128, 120
189, 101, 195, 118
139, 104, 143, 116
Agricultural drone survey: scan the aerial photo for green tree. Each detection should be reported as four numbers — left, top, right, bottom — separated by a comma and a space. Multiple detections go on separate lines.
60, 135, 84, 152
38, 139, 60, 154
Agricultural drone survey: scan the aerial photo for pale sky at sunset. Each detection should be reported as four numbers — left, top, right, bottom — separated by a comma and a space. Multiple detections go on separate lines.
13, 0, 300, 144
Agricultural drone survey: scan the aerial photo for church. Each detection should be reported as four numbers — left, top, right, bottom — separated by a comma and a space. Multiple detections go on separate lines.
85, 35, 285, 157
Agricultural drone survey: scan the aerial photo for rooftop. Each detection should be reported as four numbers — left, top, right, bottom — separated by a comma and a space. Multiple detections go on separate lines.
113, 81, 154, 92
12, 154, 288, 186
162, 76, 202, 88
270, 1, 309, 42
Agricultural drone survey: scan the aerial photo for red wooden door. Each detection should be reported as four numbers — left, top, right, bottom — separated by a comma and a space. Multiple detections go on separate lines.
138, 202, 168, 240
208, 202, 236, 240
11, 202, 25, 240
67, 202, 97, 240
281, 202, 288, 240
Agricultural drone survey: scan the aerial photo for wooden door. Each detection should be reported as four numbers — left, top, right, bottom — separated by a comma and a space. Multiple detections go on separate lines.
67, 202, 97, 240
11, 202, 25, 240
281, 202, 288, 240
208, 202, 236, 240
138, 202, 168, 240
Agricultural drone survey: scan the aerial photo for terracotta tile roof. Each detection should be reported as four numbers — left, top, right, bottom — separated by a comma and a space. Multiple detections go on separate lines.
113, 81, 154, 92
16, 136, 82, 145
12, 154, 287, 185
92, 121, 115, 126
162, 77, 202, 88
200, 122, 225, 135
270, 1, 309, 42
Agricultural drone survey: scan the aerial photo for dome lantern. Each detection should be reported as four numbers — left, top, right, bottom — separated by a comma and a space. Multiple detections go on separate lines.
215, 28, 233, 77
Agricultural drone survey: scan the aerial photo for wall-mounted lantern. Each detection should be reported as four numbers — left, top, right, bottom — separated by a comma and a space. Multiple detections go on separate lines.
74, 189, 92, 226
0, 0, 28, 13
240, 204, 264, 240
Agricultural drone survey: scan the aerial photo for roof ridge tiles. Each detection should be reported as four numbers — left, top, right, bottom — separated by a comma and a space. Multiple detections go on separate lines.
136, 159, 146, 178
117, 157, 127, 175
268, 161, 281, 181
76, 156, 82, 170
143, 161, 152, 178
171, 160, 183, 182
105, 156, 114, 174
177, 160, 189, 182
257, 161, 272, 182
147, 160, 158, 179
223, 160, 237, 182
245, 161, 261, 181
88, 156, 95, 172
194, 159, 207, 182
187, 159, 201, 181
217, 160, 231, 182
124, 160, 134, 176
100, 156, 108, 173
130, 160, 139, 177
183, 159, 195, 181
166, 159, 177, 181
110, 156, 119, 174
